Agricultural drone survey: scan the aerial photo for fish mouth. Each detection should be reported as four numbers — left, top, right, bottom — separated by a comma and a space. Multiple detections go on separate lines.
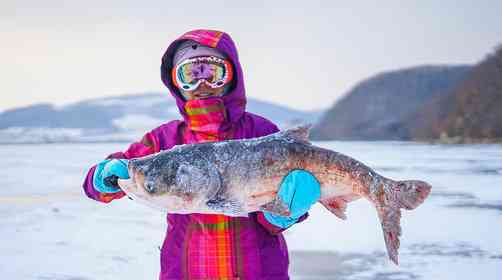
125, 163, 147, 194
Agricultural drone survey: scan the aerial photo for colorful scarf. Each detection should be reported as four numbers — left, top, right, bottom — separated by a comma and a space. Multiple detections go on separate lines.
183, 98, 233, 143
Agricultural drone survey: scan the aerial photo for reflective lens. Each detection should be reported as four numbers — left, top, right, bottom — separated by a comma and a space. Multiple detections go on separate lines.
173, 56, 233, 91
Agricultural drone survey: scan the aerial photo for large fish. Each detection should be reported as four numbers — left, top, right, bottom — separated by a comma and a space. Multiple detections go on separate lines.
117, 125, 431, 264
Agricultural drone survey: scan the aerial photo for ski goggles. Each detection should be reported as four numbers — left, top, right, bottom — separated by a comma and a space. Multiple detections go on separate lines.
172, 56, 234, 91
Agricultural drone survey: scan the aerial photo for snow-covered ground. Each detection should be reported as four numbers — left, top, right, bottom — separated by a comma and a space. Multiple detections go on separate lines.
0, 141, 501, 279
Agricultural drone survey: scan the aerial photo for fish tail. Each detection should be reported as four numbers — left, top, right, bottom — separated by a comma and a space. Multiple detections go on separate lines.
377, 179, 432, 265
387, 180, 432, 210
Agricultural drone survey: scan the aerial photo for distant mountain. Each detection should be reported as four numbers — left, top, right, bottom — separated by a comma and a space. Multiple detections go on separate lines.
0, 93, 321, 143
412, 46, 502, 143
311, 65, 471, 140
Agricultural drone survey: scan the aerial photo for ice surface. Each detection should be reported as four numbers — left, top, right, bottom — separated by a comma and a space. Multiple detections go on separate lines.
0, 141, 501, 279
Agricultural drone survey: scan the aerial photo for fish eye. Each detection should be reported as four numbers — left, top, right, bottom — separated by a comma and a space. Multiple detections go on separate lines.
145, 183, 156, 194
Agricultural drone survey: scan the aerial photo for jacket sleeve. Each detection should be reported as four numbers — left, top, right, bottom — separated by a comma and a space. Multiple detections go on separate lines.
247, 114, 311, 234
255, 212, 309, 235
82, 131, 161, 203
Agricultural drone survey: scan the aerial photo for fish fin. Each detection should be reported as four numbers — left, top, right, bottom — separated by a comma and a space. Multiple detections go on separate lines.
377, 205, 402, 265
320, 194, 360, 220
391, 180, 432, 210
259, 197, 291, 217
283, 124, 312, 144
320, 198, 348, 220
206, 198, 247, 217
373, 179, 430, 265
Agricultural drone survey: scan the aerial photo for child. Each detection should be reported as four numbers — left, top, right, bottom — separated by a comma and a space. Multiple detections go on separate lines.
83, 29, 320, 280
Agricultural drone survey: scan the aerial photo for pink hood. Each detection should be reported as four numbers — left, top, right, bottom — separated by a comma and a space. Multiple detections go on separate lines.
160, 29, 247, 124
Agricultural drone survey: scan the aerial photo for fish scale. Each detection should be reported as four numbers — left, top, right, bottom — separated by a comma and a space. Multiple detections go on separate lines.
118, 125, 432, 265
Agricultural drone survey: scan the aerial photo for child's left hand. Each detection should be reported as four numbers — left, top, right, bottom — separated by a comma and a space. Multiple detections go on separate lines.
93, 159, 130, 193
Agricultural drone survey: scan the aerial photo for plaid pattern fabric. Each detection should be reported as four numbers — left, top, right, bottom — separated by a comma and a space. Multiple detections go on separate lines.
184, 214, 236, 278
178, 213, 264, 279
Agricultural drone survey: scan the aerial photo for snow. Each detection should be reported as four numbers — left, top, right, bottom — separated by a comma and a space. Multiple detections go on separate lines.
0, 127, 84, 144
0, 127, 144, 144
111, 114, 164, 132
0, 141, 501, 279
89, 95, 169, 108
0, 93, 320, 144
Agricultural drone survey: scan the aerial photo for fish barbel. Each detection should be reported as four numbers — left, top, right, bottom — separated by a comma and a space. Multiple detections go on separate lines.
118, 125, 431, 264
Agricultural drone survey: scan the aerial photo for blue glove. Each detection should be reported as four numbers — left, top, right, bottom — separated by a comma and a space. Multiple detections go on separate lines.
93, 159, 130, 193
264, 170, 321, 228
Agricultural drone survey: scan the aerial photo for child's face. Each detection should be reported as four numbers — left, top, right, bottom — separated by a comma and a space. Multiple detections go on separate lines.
181, 82, 226, 100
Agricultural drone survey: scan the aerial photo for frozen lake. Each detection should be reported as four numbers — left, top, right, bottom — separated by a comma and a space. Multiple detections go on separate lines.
0, 141, 501, 279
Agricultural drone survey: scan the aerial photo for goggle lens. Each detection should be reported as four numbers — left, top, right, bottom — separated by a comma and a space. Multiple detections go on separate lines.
173, 56, 233, 91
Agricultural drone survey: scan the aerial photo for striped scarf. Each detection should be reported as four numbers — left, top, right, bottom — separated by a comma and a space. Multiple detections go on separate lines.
184, 98, 233, 143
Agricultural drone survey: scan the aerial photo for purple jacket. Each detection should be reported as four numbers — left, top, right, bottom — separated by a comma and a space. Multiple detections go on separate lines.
82, 30, 307, 280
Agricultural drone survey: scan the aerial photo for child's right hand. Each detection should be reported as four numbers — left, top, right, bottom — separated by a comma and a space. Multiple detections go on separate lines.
262, 170, 320, 228
92, 159, 130, 193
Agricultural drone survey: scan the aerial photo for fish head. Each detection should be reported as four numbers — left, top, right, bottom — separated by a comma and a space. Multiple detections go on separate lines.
127, 154, 177, 196
125, 153, 222, 213
120, 154, 190, 212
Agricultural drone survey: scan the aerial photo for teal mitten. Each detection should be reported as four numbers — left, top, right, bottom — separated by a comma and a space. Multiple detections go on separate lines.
93, 159, 130, 193
263, 170, 321, 228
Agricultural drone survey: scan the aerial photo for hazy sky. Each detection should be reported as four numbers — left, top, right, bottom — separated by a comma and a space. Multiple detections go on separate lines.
2, 0, 501, 111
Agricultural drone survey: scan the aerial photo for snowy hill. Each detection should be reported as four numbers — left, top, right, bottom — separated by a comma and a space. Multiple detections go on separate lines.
0, 93, 321, 143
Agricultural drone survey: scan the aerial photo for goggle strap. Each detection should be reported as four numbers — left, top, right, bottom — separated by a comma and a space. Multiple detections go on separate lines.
224, 60, 234, 86
171, 67, 179, 88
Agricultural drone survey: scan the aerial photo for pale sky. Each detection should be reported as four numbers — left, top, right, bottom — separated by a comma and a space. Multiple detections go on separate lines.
1, 0, 501, 111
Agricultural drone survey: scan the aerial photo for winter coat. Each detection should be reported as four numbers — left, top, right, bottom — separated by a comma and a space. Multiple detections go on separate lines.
82, 29, 307, 280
